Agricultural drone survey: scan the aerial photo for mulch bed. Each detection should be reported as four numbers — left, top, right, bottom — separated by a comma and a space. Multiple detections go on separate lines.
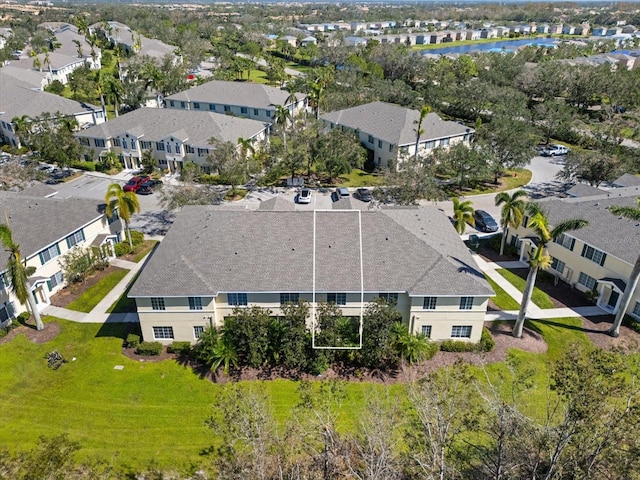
0, 321, 61, 345
49, 266, 126, 309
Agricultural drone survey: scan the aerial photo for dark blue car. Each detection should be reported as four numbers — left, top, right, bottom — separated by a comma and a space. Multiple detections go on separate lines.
474, 210, 498, 233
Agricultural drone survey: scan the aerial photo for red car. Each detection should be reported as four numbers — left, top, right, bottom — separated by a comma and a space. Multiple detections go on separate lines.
123, 175, 150, 192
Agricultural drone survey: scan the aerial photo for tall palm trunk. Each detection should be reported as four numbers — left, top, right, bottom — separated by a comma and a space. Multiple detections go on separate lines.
499, 226, 509, 256
513, 265, 539, 338
608, 254, 640, 337
26, 282, 44, 331
126, 222, 133, 249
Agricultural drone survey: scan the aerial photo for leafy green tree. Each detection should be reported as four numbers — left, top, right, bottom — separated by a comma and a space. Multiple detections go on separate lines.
10, 115, 31, 146
315, 128, 365, 182
104, 183, 141, 249
379, 157, 443, 205
556, 150, 619, 187
280, 302, 311, 371
495, 189, 527, 256
513, 203, 588, 337
451, 197, 475, 235
432, 143, 489, 189
0, 220, 44, 330
359, 300, 403, 369
208, 139, 251, 197
607, 198, 640, 337
140, 149, 158, 175
224, 306, 272, 368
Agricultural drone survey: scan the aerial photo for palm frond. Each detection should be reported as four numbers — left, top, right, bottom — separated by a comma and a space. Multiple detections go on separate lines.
609, 205, 640, 222
550, 219, 589, 240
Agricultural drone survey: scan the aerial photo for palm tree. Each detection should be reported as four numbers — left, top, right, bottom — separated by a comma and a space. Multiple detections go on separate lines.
414, 105, 432, 161
237, 137, 255, 160
73, 39, 83, 58
105, 183, 140, 249
273, 104, 291, 149
11, 115, 31, 146
30, 51, 42, 72
393, 324, 431, 366
102, 151, 120, 171
513, 203, 588, 338
104, 74, 123, 118
451, 197, 474, 235
608, 198, 640, 337
0, 220, 45, 331
495, 189, 527, 256
96, 71, 108, 119
43, 51, 52, 73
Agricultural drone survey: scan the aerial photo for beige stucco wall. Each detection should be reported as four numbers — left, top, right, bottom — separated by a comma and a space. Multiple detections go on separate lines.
509, 226, 640, 318
136, 292, 489, 344
0, 215, 121, 320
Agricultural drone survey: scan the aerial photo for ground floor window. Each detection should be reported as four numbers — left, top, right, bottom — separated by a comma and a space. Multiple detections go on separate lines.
421, 325, 432, 338
153, 326, 174, 340
194, 326, 205, 339
451, 325, 472, 338
577, 272, 597, 291
47, 271, 64, 291
551, 257, 565, 275
0, 302, 15, 323
632, 301, 640, 318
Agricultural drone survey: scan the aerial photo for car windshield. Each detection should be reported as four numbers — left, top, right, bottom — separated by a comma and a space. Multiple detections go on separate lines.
301, 189, 310, 197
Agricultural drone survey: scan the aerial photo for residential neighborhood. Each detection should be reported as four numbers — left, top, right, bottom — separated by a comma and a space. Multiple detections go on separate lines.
1, 1, 640, 477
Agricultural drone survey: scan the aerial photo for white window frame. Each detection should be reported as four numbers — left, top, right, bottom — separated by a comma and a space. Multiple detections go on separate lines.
632, 301, 640, 319
194, 325, 205, 339
459, 297, 473, 310
421, 325, 432, 338
551, 257, 565, 275
151, 297, 165, 311
65, 229, 85, 248
577, 272, 597, 290
379, 293, 399, 304
153, 326, 174, 339
47, 271, 64, 291
423, 297, 437, 310
451, 325, 472, 338
39, 243, 61, 265
188, 297, 202, 310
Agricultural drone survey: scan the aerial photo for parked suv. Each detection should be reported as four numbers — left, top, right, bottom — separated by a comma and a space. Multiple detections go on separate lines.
354, 188, 372, 202
123, 175, 151, 192
473, 210, 498, 233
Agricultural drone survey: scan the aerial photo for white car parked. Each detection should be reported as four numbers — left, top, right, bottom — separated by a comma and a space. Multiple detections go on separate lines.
542, 144, 569, 156
297, 188, 312, 204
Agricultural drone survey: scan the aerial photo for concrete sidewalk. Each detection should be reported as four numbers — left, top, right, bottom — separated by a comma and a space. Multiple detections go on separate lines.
42, 252, 152, 324
472, 254, 610, 322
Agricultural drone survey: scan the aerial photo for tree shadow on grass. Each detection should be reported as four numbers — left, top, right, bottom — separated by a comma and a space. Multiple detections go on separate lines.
527, 318, 604, 335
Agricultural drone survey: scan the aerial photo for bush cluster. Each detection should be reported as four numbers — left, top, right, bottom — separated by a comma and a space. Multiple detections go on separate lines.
58, 246, 110, 284
488, 234, 518, 257
114, 242, 131, 257
69, 160, 97, 172
168, 341, 191, 355
126, 333, 140, 349
135, 341, 163, 356
440, 327, 495, 353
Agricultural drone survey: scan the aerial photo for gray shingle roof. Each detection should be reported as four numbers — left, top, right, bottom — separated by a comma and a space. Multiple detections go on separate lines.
17, 184, 58, 198
0, 65, 48, 89
166, 80, 301, 108
74, 107, 269, 146
257, 196, 295, 211
0, 70, 100, 119
320, 101, 473, 146
0, 191, 105, 266
565, 183, 605, 198
129, 206, 492, 298
613, 173, 640, 188
538, 187, 640, 265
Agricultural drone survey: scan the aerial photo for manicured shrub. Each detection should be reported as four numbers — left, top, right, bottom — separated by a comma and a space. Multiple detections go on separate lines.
439, 340, 477, 353
127, 230, 144, 246
70, 160, 97, 172
17, 312, 31, 324
114, 242, 131, 257
135, 341, 163, 356
423, 340, 440, 360
168, 341, 191, 355
479, 327, 495, 352
488, 234, 518, 257
126, 333, 140, 349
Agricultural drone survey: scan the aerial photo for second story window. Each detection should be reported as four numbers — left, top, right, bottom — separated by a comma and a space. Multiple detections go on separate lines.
95, 138, 105, 147
151, 297, 165, 311
188, 297, 202, 310
228, 293, 248, 306
280, 293, 299, 305
65, 229, 85, 248
554, 233, 575, 250
39, 244, 61, 265
327, 293, 346, 305
581, 244, 607, 266
423, 297, 437, 310
379, 293, 398, 304
459, 297, 473, 310
156, 142, 165, 151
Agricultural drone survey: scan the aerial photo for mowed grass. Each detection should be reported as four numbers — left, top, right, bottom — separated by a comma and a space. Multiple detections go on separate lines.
496, 268, 555, 309
0, 318, 390, 471
485, 275, 520, 310
65, 269, 130, 313
338, 169, 386, 187
107, 271, 141, 313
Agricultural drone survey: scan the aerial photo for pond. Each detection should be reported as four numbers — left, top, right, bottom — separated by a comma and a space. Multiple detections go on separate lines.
419, 38, 559, 56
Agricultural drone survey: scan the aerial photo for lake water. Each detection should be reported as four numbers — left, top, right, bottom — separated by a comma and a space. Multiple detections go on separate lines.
419, 38, 558, 56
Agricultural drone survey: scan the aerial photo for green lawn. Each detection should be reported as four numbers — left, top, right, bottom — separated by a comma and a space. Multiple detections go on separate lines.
496, 268, 555, 309
0, 318, 389, 472
131, 240, 158, 263
65, 269, 130, 313
107, 271, 141, 314
338, 169, 386, 188
448, 169, 532, 196
485, 275, 520, 310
